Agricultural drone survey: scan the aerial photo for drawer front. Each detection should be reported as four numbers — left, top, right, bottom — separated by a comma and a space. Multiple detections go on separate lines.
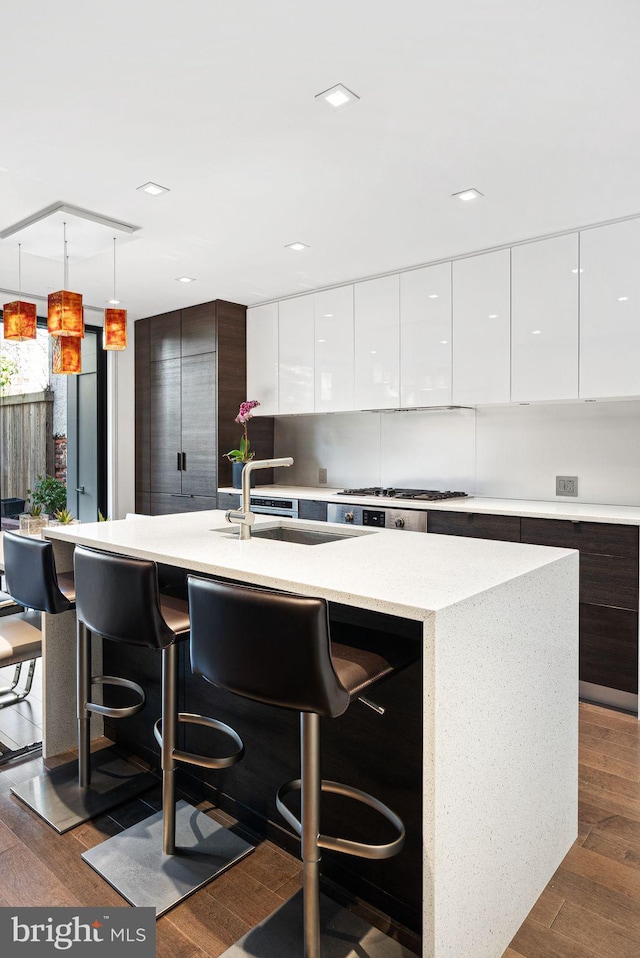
150, 494, 218, 515
521, 518, 638, 558
299, 500, 328, 522
580, 603, 638, 694
580, 554, 639, 611
427, 511, 521, 542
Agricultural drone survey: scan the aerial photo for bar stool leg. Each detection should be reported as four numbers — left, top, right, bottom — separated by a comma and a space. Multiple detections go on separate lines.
162, 643, 178, 856
301, 712, 322, 958
77, 622, 92, 789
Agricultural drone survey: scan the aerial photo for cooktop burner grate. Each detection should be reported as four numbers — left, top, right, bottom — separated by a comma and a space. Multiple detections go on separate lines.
336, 488, 469, 501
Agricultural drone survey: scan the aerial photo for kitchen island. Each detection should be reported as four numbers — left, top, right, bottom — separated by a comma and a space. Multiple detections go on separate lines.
39, 512, 578, 958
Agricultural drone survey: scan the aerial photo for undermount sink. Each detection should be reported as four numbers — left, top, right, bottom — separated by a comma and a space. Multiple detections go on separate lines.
250, 526, 361, 545
211, 523, 375, 545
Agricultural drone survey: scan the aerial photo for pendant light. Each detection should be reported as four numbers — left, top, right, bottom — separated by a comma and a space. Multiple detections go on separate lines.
3, 244, 37, 341
104, 237, 127, 350
48, 222, 84, 338
52, 334, 82, 375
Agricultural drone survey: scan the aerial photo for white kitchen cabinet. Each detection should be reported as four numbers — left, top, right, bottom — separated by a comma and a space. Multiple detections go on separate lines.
452, 249, 510, 405
278, 294, 315, 414
511, 234, 579, 402
354, 275, 400, 410
400, 263, 452, 407
246, 302, 278, 415
314, 286, 354, 413
580, 219, 640, 399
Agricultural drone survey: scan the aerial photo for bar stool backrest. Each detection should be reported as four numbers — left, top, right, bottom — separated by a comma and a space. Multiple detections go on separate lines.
188, 576, 351, 718
3, 532, 72, 614
74, 546, 175, 649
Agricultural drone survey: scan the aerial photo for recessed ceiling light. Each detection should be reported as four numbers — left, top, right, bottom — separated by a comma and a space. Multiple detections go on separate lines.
106, 298, 121, 306
370, 350, 377, 354
618, 296, 629, 302
428, 294, 439, 299
324, 313, 334, 318
286, 242, 309, 251
137, 181, 170, 196
315, 83, 360, 110
571, 268, 583, 274
440, 340, 448, 344
532, 329, 541, 335
453, 188, 483, 202
317, 339, 327, 343
176, 276, 195, 283
488, 314, 498, 319
0, 166, 8, 173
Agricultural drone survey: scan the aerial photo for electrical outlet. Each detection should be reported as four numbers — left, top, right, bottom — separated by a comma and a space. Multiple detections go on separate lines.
318, 467, 328, 485
556, 475, 578, 497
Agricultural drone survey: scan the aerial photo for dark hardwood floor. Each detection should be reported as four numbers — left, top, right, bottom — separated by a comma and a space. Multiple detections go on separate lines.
2, 687, 640, 957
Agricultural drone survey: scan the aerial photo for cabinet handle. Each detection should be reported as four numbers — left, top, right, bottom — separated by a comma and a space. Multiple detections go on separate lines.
182, 452, 187, 471
177, 453, 182, 472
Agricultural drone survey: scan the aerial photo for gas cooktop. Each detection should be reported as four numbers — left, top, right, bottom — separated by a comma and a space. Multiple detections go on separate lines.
336, 488, 469, 501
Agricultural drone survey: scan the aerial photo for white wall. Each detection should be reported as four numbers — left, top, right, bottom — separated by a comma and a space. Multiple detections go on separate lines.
274, 400, 640, 506
107, 318, 136, 519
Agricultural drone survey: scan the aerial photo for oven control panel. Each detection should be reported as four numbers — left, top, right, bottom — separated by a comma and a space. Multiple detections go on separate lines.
327, 503, 426, 532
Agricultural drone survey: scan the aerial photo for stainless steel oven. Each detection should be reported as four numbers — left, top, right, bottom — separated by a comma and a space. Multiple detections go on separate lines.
249, 495, 299, 518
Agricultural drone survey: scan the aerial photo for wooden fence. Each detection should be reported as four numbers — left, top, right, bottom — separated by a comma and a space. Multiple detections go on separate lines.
0, 390, 54, 501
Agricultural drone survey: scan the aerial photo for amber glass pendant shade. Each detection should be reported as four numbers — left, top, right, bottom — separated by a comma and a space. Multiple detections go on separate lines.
52, 335, 82, 374
48, 290, 84, 337
3, 300, 37, 341
104, 308, 127, 350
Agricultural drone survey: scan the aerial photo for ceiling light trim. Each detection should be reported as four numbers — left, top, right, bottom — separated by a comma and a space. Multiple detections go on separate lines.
0, 202, 140, 240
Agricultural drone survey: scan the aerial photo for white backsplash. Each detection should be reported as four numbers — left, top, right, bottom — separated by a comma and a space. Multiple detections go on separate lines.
274, 408, 476, 491
274, 400, 640, 506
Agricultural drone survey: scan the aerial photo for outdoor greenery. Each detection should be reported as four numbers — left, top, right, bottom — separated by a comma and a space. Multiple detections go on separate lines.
27, 474, 67, 516
0, 354, 19, 396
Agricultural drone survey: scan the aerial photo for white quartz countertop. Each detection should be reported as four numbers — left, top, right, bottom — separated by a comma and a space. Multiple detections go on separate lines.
220, 485, 640, 525
44, 511, 574, 621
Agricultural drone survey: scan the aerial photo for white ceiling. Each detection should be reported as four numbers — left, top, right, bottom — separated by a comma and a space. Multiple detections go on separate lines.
1, 0, 639, 321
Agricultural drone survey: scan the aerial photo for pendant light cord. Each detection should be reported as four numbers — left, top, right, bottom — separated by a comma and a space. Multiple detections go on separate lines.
63, 221, 69, 288
17, 243, 22, 296
113, 236, 117, 302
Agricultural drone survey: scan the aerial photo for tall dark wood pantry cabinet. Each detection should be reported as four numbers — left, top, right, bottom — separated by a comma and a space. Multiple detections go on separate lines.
136, 300, 268, 514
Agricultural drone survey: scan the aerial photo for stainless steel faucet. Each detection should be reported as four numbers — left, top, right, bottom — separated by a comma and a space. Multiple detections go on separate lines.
225, 457, 294, 539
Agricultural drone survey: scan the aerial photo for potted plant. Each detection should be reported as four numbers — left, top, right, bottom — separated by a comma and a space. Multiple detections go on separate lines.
49, 508, 79, 526
20, 474, 68, 535
224, 400, 260, 490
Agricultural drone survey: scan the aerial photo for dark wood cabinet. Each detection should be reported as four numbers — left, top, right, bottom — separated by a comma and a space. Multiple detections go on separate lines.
427, 510, 521, 542
521, 516, 639, 695
135, 300, 274, 514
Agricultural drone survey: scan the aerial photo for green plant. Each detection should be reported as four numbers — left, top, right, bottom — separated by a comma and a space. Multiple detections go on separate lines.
30, 504, 43, 517
27, 474, 67, 516
0, 354, 19, 396
98, 509, 111, 522
224, 400, 261, 463
53, 508, 75, 524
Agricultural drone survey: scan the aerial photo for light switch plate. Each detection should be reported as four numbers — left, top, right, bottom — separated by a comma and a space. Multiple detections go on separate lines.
318, 467, 328, 485
556, 475, 578, 497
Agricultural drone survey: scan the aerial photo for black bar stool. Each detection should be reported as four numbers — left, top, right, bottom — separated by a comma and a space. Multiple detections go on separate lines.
77, 546, 253, 916
187, 576, 417, 958
4, 531, 155, 833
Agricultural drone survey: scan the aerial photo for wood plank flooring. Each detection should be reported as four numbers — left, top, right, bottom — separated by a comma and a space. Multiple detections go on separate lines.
2, 693, 640, 957
507, 701, 640, 958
